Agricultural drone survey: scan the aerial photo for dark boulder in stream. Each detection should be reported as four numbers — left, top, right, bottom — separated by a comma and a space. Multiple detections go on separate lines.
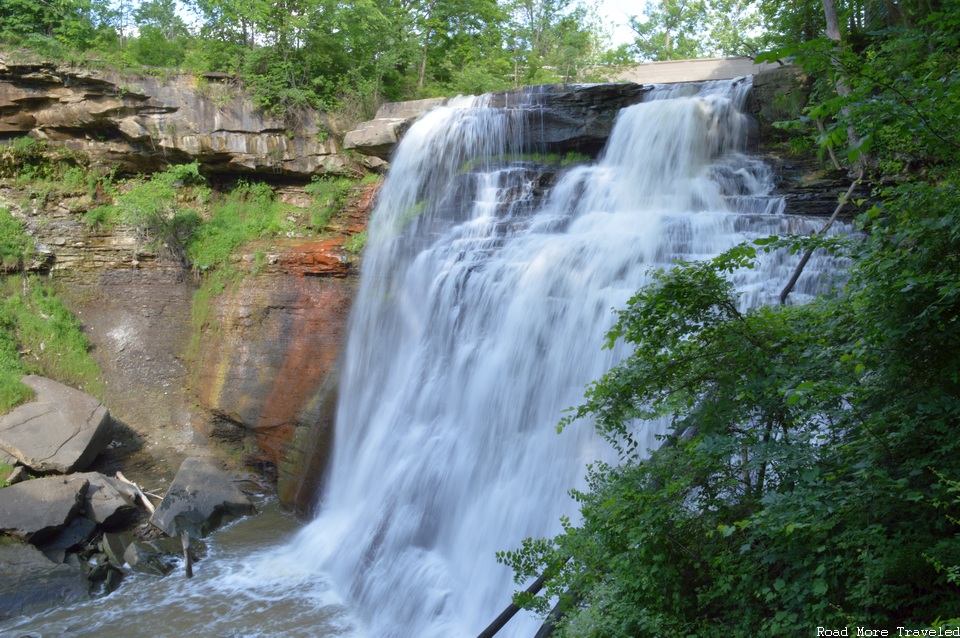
0, 538, 89, 620
150, 457, 255, 538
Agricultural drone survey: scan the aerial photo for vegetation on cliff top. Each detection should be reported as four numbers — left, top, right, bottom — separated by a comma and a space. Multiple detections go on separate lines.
0, 0, 800, 119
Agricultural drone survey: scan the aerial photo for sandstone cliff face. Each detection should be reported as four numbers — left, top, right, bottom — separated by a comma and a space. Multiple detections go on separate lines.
0, 58, 359, 178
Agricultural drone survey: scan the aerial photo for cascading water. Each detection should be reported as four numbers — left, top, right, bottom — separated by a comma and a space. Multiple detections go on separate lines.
0, 79, 848, 638
284, 78, 847, 637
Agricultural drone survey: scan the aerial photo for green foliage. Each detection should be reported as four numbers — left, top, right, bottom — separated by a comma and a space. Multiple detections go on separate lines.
83, 204, 117, 230
95, 162, 207, 262
186, 179, 291, 271
344, 230, 367, 254
0, 277, 103, 413
305, 175, 354, 230
0, 137, 47, 179
0, 208, 33, 271
757, 1, 960, 173
502, 11, 960, 624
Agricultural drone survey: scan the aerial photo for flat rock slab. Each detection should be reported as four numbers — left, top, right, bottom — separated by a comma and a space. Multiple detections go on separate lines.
0, 375, 112, 474
150, 458, 255, 538
0, 537, 89, 620
0, 476, 89, 543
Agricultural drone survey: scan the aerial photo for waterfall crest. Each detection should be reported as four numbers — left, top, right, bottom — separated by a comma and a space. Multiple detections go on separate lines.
286, 79, 847, 637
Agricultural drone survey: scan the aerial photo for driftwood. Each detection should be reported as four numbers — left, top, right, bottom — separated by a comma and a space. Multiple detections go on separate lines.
115, 471, 157, 515
779, 173, 862, 305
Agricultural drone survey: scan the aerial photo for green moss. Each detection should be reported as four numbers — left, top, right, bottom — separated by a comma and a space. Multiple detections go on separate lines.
344, 230, 367, 254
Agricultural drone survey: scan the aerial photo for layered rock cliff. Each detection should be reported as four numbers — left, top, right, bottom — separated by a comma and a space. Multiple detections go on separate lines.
0, 57, 362, 178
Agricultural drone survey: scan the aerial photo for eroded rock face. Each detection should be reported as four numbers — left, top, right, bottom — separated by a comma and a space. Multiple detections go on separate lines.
0, 59, 358, 178
194, 248, 356, 463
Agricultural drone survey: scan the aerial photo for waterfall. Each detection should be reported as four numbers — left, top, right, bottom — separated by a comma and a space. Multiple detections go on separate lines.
0, 79, 851, 638
283, 78, 847, 637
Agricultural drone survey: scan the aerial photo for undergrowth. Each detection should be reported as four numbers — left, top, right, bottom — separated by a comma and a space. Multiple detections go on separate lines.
0, 277, 103, 413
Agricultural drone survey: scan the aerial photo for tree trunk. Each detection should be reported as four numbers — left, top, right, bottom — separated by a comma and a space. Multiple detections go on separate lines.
822, 0, 872, 171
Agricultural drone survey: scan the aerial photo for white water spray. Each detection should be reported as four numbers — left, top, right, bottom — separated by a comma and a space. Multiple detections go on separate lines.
285, 79, 846, 637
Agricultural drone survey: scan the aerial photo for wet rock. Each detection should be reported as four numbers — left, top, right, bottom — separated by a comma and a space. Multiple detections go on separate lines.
123, 540, 176, 576
750, 64, 811, 144
0, 476, 89, 543
485, 82, 652, 156
100, 532, 135, 568
149, 458, 255, 538
0, 375, 112, 474
37, 515, 97, 562
72, 472, 140, 530
0, 537, 89, 620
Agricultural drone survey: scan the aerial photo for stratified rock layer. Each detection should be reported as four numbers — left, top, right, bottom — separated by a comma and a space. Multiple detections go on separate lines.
0, 58, 357, 178
345, 83, 650, 160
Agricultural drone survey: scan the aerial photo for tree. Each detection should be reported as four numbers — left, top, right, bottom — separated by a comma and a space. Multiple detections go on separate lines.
628, 0, 708, 60
129, 0, 192, 66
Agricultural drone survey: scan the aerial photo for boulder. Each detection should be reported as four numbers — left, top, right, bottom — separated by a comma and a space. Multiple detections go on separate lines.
122, 540, 176, 576
100, 532, 135, 568
0, 476, 89, 543
3, 466, 26, 485
0, 375, 112, 474
72, 472, 140, 530
0, 537, 89, 620
37, 515, 97, 563
343, 97, 448, 159
149, 458, 255, 538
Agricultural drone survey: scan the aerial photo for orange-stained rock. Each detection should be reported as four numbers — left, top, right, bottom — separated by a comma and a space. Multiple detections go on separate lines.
194, 264, 356, 450
279, 237, 350, 276
193, 183, 376, 513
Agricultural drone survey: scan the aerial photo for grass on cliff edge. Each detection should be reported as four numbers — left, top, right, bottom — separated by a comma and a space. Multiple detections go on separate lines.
0, 276, 103, 414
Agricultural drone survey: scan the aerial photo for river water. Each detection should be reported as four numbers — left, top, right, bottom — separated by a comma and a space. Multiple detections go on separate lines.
2, 79, 848, 638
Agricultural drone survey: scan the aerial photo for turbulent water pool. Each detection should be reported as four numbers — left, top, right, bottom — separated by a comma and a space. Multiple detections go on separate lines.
1, 501, 356, 638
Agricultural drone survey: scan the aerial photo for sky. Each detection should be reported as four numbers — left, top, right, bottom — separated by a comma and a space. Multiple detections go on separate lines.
598, 0, 639, 47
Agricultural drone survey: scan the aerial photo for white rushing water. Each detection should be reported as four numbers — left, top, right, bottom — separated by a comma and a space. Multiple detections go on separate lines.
1, 79, 848, 638
282, 78, 847, 637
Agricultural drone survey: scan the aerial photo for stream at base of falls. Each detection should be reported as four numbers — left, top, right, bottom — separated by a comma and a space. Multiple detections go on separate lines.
1, 78, 850, 638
